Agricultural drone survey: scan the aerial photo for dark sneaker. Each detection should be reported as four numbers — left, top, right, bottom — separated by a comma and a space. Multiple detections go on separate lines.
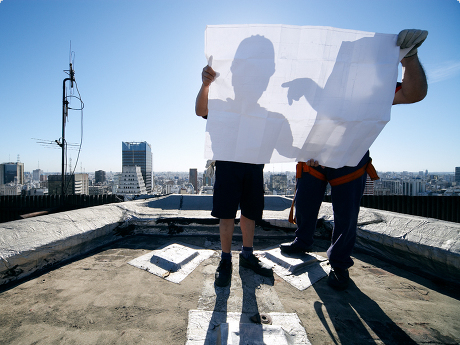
327, 267, 350, 290
280, 241, 312, 254
215, 259, 232, 287
239, 253, 273, 277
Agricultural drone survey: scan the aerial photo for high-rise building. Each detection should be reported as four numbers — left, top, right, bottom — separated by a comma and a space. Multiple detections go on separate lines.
375, 179, 403, 195
189, 168, 198, 194
122, 142, 152, 193
95, 170, 106, 184
402, 179, 426, 196
117, 166, 147, 196
455, 167, 460, 184
48, 174, 89, 195
363, 175, 374, 195
0, 162, 24, 185
33, 169, 43, 182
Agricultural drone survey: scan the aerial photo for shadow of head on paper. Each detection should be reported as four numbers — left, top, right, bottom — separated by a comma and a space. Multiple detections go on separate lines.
230, 35, 275, 106
208, 35, 300, 162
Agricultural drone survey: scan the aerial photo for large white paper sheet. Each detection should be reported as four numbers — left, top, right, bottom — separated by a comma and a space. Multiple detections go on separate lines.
204, 25, 403, 168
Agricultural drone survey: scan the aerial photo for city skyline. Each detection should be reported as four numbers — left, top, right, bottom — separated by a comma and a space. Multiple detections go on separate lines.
1, 1, 459, 173
9, 165, 459, 177
2, 160, 458, 176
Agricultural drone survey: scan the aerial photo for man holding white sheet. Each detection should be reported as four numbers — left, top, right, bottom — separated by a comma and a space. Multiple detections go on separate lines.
280, 29, 428, 290
196, 36, 276, 287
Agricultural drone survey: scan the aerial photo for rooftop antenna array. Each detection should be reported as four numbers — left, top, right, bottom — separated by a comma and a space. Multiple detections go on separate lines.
57, 41, 84, 197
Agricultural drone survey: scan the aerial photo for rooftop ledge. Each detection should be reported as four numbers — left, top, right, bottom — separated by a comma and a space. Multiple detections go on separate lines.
0, 194, 459, 287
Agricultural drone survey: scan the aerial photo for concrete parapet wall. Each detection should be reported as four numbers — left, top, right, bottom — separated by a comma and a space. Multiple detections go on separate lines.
303, 203, 460, 282
0, 200, 151, 286
355, 207, 460, 282
0, 195, 458, 286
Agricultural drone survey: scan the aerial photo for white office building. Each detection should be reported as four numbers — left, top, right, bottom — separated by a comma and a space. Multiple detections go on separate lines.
117, 166, 147, 196
402, 179, 426, 196
0, 183, 22, 196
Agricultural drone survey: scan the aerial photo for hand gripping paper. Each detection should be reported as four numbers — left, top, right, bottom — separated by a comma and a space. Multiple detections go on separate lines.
204, 25, 402, 168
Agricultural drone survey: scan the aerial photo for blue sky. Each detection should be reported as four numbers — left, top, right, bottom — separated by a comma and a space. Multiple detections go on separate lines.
1, 0, 459, 174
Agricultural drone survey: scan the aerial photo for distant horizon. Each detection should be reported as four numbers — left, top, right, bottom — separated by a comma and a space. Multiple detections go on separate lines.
22, 169, 457, 176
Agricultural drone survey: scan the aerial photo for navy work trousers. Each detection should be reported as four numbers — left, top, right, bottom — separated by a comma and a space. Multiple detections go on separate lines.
294, 152, 369, 270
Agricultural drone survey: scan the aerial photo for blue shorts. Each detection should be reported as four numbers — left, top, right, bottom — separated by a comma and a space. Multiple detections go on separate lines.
211, 161, 264, 220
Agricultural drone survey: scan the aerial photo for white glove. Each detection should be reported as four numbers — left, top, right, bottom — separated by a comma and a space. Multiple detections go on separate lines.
397, 29, 428, 58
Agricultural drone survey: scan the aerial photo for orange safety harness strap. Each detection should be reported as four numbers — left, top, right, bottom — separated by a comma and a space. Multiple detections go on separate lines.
288, 159, 379, 224
329, 159, 379, 186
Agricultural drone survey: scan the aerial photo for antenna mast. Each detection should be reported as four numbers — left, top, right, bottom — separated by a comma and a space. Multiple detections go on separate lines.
60, 44, 76, 197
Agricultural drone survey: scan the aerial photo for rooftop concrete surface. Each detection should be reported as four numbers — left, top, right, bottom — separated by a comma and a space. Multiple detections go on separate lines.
1, 195, 458, 286
0, 195, 459, 344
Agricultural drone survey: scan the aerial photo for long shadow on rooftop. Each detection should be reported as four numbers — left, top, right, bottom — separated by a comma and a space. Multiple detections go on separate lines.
352, 246, 460, 302
313, 280, 418, 345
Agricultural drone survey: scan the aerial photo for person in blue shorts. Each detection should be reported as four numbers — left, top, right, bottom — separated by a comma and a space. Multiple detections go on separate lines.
280, 29, 429, 290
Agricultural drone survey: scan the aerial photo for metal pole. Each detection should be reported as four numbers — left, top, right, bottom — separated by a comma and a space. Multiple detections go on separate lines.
62, 77, 69, 197
61, 63, 75, 197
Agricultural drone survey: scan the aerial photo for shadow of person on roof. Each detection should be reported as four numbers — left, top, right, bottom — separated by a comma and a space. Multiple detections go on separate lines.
237, 262, 274, 344
312, 278, 418, 344
203, 277, 231, 344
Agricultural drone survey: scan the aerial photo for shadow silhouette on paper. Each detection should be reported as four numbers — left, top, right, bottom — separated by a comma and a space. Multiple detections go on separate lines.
207, 35, 300, 164
282, 37, 392, 167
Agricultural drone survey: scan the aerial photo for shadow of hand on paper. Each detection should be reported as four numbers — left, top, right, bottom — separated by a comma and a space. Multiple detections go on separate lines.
313, 280, 418, 344
282, 77, 320, 106
207, 35, 300, 163
281, 37, 393, 167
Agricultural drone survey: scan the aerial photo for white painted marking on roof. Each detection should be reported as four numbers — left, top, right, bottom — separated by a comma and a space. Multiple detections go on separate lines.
256, 247, 331, 290
128, 242, 215, 284
186, 310, 310, 345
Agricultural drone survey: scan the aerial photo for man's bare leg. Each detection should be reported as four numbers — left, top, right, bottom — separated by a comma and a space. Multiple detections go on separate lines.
239, 215, 255, 248
219, 218, 235, 253
238, 215, 273, 277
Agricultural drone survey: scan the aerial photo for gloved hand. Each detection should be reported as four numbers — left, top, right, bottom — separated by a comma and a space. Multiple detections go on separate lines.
397, 29, 428, 58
